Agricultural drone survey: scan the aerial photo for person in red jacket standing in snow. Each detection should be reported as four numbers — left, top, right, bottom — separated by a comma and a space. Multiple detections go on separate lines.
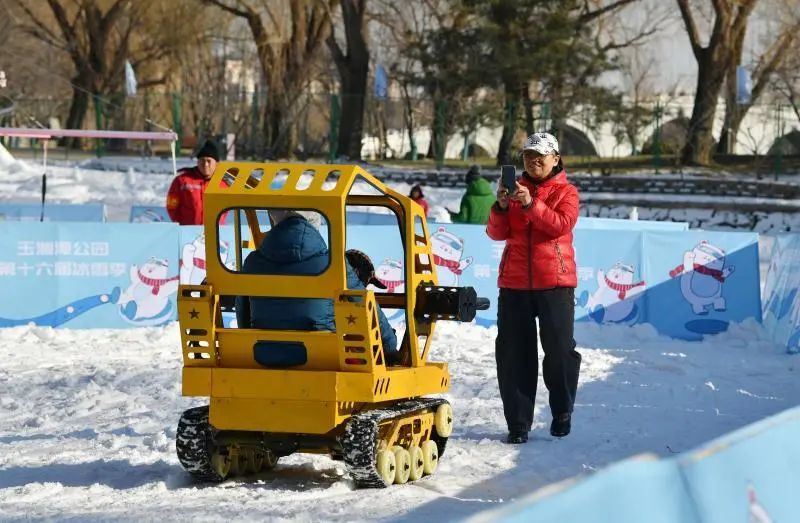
486, 132, 581, 444
166, 140, 220, 225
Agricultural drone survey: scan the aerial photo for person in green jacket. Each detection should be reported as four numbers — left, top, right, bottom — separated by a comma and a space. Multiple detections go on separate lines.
448, 165, 496, 224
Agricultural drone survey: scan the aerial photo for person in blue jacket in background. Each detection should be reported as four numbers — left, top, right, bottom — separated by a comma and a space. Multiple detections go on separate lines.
235, 209, 398, 365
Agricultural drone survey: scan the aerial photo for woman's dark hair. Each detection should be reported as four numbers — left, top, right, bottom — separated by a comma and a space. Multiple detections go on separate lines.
409, 184, 424, 198
551, 156, 564, 175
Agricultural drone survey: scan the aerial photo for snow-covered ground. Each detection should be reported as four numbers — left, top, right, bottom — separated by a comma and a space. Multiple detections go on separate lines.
1, 151, 799, 521
0, 321, 797, 521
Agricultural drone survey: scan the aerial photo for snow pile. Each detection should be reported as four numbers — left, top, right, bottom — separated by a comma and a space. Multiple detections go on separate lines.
0, 321, 796, 520
0, 141, 14, 167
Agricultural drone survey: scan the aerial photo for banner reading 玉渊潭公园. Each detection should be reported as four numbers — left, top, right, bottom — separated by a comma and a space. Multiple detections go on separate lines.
0, 222, 179, 328
0, 221, 762, 342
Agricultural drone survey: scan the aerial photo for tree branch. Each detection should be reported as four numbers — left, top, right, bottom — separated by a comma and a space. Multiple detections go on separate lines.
13, 0, 65, 50
675, 0, 703, 59
203, 0, 251, 20
100, 0, 129, 40
750, 28, 800, 104
579, 0, 638, 25
731, 0, 759, 39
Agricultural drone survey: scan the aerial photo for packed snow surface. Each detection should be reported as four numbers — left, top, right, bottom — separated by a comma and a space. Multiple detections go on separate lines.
0, 321, 797, 521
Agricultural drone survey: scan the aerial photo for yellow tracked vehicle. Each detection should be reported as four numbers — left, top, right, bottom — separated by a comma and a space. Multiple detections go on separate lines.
175, 163, 488, 487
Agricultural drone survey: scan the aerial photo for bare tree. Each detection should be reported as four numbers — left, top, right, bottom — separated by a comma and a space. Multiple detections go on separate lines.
676, 0, 759, 165
11, 0, 183, 146
372, 0, 448, 160
205, 0, 336, 158
716, 0, 800, 153
614, 46, 657, 155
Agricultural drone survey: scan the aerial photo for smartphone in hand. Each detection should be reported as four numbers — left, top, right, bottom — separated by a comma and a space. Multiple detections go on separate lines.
501, 165, 517, 193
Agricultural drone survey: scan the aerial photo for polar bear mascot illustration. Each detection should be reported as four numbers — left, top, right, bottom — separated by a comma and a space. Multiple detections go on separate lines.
582, 262, 646, 323
118, 257, 179, 324
180, 233, 232, 285
375, 259, 405, 294
669, 240, 735, 315
430, 227, 473, 286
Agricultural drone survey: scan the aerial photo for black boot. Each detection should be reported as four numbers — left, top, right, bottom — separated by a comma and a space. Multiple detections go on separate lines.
506, 430, 528, 444
550, 413, 571, 438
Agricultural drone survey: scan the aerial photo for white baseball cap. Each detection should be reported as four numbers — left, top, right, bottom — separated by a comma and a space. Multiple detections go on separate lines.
522, 132, 559, 155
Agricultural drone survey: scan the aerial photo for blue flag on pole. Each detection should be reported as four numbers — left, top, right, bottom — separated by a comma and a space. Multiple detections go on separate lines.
374, 64, 388, 99
736, 65, 752, 105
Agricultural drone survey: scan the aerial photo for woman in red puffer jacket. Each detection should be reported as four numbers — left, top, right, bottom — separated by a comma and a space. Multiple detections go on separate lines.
486, 132, 582, 445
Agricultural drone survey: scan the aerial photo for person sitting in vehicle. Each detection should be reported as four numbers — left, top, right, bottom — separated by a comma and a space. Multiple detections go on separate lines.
344, 248, 400, 364
234, 209, 399, 365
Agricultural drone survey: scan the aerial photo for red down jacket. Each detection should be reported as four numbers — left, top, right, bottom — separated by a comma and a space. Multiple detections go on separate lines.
166, 167, 210, 226
486, 169, 579, 290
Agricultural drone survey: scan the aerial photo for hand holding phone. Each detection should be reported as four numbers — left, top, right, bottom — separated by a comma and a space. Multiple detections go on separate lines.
501, 165, 517, 193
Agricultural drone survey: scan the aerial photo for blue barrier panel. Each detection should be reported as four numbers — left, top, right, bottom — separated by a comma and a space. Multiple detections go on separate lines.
640, 230, 761, 341
348, 224, 761, 340
0, 222, 179, 328
678, 407, 800, 523
130, 205, 171, 223
576, 216, 688, 230
0, 203, 106, 222
574, 229, 645, 324
0, 221, 762, 338
762, 234, 800, 353
478, 457, 697, 523
480, 406, 800, 523
345, 211, 400, 225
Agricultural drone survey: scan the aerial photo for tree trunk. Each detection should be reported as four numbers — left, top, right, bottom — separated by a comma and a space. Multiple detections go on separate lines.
262, 102, 285, 159
716, 70, 740, 155
63, 82, 91, 149
401, 83, 416, 159
523, 84, 534, 135
329, 0, 369, 161
496, 86, 519, 165
681, 52, 726, 165
338, 72, 368, 160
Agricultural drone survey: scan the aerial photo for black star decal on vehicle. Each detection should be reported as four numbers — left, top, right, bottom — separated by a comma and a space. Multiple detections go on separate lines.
346, 314, 357, 325
189, 309, 200, 319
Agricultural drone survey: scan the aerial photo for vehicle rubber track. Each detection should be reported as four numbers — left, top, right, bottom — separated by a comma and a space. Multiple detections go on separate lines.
341, 398, 449, 488
176, 405, 225, 482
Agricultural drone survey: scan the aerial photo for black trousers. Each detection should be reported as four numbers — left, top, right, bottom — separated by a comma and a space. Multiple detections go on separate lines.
495, 287, 581, 433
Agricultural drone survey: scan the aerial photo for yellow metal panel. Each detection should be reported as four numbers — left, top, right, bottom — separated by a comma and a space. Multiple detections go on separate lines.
210, 368, 338, 401
210, 397, 340, 434
182, 367, 212, 396
205, 163, 357, 198
215, 329, 341, 370
203, 365, 447, 404
334, 290, 385, 372
177, 284, 218, 367
335, 364, 450, 402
